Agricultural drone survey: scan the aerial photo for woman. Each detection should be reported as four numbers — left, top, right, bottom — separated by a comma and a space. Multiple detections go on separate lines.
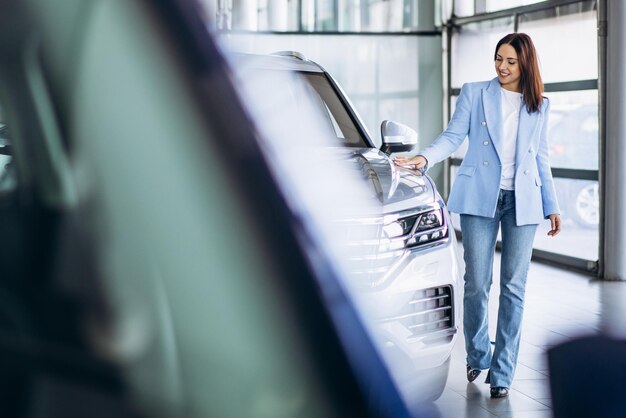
394, 33, 561, 398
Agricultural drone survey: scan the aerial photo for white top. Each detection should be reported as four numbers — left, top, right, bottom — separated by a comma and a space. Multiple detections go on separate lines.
500, 87, 522, 190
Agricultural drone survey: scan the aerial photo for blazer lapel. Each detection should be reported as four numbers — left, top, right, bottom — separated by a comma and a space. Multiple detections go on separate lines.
482, 78, 503, 162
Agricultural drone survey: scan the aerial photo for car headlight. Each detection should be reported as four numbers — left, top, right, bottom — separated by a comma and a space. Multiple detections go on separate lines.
416, 211, 442, 232
381, 205, 448, 250
407, 208, 447, 246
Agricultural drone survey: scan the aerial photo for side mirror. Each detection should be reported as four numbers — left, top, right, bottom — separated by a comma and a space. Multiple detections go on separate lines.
380, 120, 418, 155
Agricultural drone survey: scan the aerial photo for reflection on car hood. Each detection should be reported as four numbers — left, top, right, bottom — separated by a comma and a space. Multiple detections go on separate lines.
332, 147, 436, 211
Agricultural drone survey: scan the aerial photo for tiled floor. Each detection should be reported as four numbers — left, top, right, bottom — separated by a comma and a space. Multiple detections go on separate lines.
424, 243, 622, 418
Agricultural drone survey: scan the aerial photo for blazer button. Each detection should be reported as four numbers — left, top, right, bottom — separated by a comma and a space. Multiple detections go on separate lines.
483, 140, 489, 146
481, 121, 487, 126
524, 170, 529, 175
483, 161, 489, 166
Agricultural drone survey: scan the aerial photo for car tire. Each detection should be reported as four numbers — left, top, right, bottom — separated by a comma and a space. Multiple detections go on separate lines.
571, 182, 599, 229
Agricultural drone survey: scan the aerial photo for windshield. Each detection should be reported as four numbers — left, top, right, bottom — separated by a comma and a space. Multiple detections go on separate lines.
298, 72, 369, 148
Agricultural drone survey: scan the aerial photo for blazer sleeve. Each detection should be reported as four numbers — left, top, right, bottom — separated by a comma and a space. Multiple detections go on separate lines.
419, 83, 472, 168
536, 98, 561, 218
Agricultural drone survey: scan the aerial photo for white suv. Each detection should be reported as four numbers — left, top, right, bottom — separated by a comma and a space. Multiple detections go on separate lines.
232, 51, 462, 405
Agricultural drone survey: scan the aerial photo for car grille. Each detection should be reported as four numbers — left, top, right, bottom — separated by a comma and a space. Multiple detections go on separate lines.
385, 285, 455, 345
341, 220, 400, 288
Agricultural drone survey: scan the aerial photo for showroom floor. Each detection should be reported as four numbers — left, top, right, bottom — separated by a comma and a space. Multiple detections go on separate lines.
424, 244, 625, 418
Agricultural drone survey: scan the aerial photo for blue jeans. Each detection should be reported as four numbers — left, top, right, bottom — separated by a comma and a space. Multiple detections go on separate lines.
460, 189, 537, 388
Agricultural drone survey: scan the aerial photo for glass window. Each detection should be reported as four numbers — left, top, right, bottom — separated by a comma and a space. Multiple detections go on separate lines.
545, 90, 598, 171
228, 0, 257, 30
351, 98, 376, 136
453, 0, 474, 17
485, 0, 542, 12
365, 0, 405, 31
534, 178, 599, 260
315, 0, 338, 30
229, 0, 432, 32
301, 0, 315, 30
301, 72, 368, 146
519, 9, 597, 83
228, 0, 301, 30
451, 17, 515, 87
260, 0, 300, 31
338, 0, 363, 31
337, 0, 428, 31
324, 103, 347, 139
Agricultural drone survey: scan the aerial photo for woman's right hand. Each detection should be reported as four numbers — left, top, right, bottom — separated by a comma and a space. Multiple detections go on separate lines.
393, 155, 428, 171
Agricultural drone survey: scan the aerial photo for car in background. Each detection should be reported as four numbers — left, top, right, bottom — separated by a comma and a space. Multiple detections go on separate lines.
548, 105, 599, 228
230, 51, 462, 406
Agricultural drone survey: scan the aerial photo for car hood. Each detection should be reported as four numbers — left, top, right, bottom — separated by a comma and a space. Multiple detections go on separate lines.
335, 147, 437, 211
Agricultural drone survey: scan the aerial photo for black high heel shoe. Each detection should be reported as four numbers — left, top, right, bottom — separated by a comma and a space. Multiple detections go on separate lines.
466, 365, 481, 382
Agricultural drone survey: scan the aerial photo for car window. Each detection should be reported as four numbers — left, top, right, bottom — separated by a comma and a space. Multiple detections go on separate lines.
299, 72, 368, 148
322, 102, 346, 139
241, 65, 368, 148
548, 104, 598, 170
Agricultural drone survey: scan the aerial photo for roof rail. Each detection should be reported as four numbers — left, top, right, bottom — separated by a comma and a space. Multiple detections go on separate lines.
270, 51, 308, 61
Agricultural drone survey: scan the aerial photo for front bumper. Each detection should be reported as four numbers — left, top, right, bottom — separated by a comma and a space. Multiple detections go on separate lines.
363, 235, 462, 370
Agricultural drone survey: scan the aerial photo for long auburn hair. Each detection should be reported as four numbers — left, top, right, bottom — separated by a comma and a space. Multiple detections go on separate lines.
494, 33, 544, 113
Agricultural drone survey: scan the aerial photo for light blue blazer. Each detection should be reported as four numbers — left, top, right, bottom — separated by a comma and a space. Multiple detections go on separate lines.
420, 78, 560, 226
